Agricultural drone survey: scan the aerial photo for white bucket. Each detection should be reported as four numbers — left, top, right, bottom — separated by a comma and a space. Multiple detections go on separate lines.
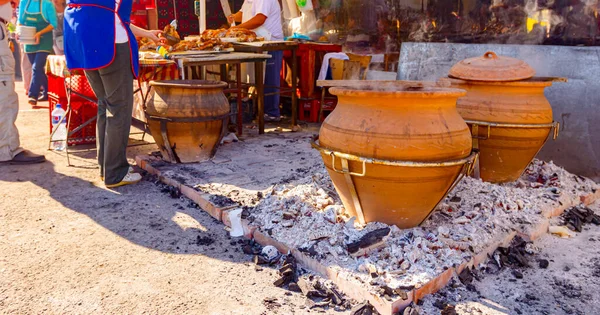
17, 25, 37, 45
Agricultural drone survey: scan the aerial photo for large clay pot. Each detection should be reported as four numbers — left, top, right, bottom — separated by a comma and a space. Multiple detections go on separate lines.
442, 52, 560, 183
442, 78, 556, 183
147, 80, 229, 163
314, 83, 475, 228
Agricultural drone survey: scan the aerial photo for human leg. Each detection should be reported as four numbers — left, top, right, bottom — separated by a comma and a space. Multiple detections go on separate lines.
96, 43, 135, 186
27, 52, 50, 104
84, 70, 107, 178
264, 50, 283, 119
0, 26, 44, 164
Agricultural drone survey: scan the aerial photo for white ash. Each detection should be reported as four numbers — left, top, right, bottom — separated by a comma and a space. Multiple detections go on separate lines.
244, 159, 599, 293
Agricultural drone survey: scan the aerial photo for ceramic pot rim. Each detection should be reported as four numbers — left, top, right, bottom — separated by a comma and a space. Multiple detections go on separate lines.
150, 80, 229, 89
440, 77, 553, 87
329, 86, 467, 98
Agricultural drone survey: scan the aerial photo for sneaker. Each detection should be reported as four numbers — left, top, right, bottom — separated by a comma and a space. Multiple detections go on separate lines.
38, 95, 48, 102
28, 97, 37, 106
105, 172, 142, 188
101, 166, 135, 181
264, 114, 281, 122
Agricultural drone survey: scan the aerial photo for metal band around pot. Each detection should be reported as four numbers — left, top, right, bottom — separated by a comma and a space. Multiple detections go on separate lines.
311, 137, 479, 226
311, 138, 478, 170
465, 120, 560, 141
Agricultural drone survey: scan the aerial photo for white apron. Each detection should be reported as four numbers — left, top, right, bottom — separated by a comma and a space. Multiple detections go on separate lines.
240, 0, 271, 84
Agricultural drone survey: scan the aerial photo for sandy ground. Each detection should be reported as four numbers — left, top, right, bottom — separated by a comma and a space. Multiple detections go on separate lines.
0, 100, 327, 314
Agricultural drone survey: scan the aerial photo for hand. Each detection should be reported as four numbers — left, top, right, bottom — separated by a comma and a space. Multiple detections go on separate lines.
34, 32, 41, 44
227, 15, 235, 24
147, 29, 163, 43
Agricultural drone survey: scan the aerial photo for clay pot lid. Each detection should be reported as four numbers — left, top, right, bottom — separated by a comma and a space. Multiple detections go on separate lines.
448, 51, 535, 82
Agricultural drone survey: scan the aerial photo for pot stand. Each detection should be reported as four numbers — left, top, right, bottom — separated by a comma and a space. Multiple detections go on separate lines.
311, 137, 479, 227
468, 120, 560, 180
145, 113, 229, 163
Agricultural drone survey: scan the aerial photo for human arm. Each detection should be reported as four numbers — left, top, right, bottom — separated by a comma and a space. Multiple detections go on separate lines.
227, 11, 243, 24
232, 13, 266, 30
130, 24, 162, 43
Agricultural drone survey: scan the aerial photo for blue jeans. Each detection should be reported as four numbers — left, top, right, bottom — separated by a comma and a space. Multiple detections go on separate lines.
264, 50, 283, 117
27, 52, 49, 100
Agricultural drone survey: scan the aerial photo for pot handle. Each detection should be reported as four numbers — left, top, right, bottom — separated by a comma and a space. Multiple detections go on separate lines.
330, 152, 366, 177
483, 51, 498, 59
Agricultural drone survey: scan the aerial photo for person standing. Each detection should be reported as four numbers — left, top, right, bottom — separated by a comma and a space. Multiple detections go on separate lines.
17, 0, 57, 106
228, 0, 284, 122
50, 0, 64, 54
0, 0, 46, 165
64, 0, 161, 188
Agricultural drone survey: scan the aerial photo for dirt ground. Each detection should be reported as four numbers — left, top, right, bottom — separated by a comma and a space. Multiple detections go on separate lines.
0, 96, 324, 314
2, 85, 600, 315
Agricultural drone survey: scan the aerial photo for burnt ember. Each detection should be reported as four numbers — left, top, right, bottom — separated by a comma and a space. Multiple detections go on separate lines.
561, 205, 600, 232
160, 185, 181, 199
196, 236, 215, 246
209, 195, 238, 208
350, 301, 378, 315
346, 227, 391, 255
493, 236, 532, 269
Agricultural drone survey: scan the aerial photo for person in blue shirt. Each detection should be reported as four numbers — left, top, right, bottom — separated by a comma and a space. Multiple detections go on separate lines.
17, 0, 57, 106
64, 0, 162, 188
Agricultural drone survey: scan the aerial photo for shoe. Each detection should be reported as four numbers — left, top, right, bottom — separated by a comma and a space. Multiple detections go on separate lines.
38, 95, 48, 102
101, 166, 134, 181
105, 172, 142, 188
0, 150, 46, 165
28, 98, 37, 106
264, 114, 281, 122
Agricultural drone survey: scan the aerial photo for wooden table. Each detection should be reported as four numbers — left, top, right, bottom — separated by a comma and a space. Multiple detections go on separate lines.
232, 41, 299, 128
173, 52, 272, 135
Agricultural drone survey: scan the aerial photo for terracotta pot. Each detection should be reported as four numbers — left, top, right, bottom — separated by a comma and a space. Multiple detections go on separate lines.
442, 51, 559, 183
315, 84, 474, 228
147, 80, 229, 163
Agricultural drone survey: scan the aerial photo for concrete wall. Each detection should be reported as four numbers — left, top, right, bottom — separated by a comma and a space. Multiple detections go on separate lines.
397, 42, 600, 182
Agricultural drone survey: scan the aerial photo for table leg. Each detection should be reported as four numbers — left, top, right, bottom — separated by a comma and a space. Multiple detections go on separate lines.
236, 63, 243, 135
291, 49, 298, 127
255, 61, 265, 134
307, 49, 316, 97
220, 64, 228, 82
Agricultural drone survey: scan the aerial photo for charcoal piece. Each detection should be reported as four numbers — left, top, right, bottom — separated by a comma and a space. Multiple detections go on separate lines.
513, 270, 524, 279
459, 267, 474, 285
254, 255, 269, 265
539, 259, 550, 269
297, 278, 314, 296
288, 282, 301, 292
273, 276, 289, 287
441, 304, 457, 315
403, 304, 420, 315
397, 290, 409, 300
349, 301, 375, 315
433, 299, 446, 309
382, 285, 395, 297
346, 227, 391, 254
196, 236, 214, 246
327, 287, 344, 305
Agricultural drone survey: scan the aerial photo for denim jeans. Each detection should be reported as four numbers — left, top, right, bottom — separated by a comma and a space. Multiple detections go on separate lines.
264, 50, 283, 117
27, 51, 49, 100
